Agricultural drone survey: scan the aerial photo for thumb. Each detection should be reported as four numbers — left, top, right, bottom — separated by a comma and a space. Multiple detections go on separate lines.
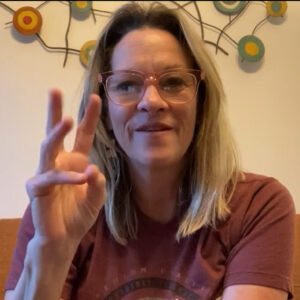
85, 164, 106, 210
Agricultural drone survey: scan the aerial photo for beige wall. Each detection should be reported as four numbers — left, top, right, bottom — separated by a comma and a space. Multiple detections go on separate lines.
0, 1, 299, 217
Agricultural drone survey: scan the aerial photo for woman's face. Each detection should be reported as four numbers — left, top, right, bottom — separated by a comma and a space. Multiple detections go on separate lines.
108, 27, 198, 170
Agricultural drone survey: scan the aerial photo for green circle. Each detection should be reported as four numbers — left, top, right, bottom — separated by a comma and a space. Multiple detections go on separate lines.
238, 35, 265, 62
271, 2, 282, 13
213, 1, 247, 15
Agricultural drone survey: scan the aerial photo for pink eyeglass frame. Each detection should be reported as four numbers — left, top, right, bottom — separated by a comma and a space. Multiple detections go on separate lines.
98, 68, 204, 105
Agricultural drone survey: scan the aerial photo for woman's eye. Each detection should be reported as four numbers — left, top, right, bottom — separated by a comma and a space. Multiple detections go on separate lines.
161, 77, 186, 91
113, 81, 141, 93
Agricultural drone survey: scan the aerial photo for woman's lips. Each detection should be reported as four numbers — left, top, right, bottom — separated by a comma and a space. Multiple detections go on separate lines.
135, 122, 173, 132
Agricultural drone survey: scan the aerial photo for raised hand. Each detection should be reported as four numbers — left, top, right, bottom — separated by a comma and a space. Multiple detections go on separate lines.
26, 89, 106, 246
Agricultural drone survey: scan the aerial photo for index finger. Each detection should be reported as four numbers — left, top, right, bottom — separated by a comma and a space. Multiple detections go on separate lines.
72, 94, 101, 154
46, 89, 63, 136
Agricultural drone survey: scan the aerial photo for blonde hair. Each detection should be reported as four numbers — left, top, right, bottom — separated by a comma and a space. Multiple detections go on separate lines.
78, 2, 242, 245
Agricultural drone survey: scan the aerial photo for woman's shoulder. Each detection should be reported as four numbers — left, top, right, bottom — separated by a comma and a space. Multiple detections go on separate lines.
217, 171, 295, 254
229, 171, 295, 217
237, 171, 287, 188
234, 171, 293, 200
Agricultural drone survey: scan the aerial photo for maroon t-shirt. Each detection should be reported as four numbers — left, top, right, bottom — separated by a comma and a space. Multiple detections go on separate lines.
5, 173, 296, 299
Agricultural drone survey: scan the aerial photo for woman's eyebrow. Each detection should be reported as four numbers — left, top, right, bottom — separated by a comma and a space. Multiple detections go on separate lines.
159, 64, 188, 70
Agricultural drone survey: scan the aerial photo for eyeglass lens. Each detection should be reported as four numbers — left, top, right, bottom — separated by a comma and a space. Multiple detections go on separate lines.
106, 71, 197, 104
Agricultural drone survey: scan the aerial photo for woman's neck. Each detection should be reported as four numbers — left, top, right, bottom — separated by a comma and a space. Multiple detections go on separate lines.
129, 162, 184, 223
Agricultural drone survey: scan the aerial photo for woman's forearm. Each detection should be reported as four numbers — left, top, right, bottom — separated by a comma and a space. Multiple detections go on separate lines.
12, 237, 78, 300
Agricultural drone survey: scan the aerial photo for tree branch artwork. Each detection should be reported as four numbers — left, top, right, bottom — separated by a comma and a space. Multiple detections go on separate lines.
0, 1, 288, 68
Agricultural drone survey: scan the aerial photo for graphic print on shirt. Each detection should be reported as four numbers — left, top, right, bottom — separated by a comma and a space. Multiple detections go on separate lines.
102, 266, 212, 300
104, 277, 200, 299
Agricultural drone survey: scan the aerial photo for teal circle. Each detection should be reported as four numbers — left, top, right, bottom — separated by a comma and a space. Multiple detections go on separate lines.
71, 1, 92, 14
213, 1, 247, 15
271, 2, 282, 13
238, 35, 265, 62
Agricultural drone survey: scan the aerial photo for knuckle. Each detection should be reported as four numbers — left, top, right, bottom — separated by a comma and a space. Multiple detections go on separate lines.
25, 172, 55, 198
25, 176, 38, 198
25, 177, 34, 191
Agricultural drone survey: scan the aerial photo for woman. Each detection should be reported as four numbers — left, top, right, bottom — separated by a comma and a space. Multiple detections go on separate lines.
5, 2, 295, 300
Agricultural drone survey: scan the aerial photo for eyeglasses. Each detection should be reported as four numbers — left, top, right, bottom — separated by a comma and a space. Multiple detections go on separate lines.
98, 68, 202, 105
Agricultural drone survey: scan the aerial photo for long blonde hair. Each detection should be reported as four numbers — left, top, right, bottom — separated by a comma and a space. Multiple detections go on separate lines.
78, 2, 242, 245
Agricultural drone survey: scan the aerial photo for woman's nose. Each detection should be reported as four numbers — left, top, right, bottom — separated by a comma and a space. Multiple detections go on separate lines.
137, 85, 168, 113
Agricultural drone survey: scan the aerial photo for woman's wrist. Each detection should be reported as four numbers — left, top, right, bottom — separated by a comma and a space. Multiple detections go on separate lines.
27, 234, 79, 261
24, 235, 79, 278
21, 236, 79, 300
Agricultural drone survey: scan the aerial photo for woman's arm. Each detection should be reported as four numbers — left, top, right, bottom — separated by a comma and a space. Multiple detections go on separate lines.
221, 284, 288, 300
5, 89, 106, 300
5, 237, 77, 300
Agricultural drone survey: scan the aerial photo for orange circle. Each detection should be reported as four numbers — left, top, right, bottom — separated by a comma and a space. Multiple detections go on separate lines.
17, 11, 38, 30
13, 6, 42, 35
23, 16, 32, 24
76, 1, 88, 9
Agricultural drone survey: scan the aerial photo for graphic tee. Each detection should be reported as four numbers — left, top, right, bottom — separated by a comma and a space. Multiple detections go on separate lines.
5, 173, 295, 299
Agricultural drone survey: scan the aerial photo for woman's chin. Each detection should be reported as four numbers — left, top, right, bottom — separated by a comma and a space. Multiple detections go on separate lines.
129, 152, 182, 169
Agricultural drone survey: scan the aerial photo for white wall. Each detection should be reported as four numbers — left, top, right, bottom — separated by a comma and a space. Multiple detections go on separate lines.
0, 1, 299, 218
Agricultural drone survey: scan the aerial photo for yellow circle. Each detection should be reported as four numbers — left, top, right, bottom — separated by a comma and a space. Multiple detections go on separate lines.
76, 1, 88, 9
244, 41, 259, 56
266, 1, 287, 17
18, 11, 38, 30
80, 40, 96, 67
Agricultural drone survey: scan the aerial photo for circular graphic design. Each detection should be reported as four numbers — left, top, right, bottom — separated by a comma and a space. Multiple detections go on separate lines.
13, 6, 42, 35
71, 1, 92, 13
80, 40, 96, 67
238, 35, 265, 62
213, 1, 247, 15
266, 1, 287, 17
104, 277, 201, 300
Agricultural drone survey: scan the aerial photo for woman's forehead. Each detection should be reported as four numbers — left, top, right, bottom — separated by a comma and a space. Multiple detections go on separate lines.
111, 27, 192, 71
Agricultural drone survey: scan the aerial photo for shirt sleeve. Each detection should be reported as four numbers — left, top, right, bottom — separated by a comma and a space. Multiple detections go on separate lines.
4, 205, 79, 299
5, 205, 34, 291
224, 177, 296, 299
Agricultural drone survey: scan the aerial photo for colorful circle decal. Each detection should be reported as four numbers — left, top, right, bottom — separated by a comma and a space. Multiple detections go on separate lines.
213, 1, 247, 15
80, 40, 96, 67
71, 1, 92, 14
238, 35, 265, 62
266, 1, 287, 17
13, 6, 42, 35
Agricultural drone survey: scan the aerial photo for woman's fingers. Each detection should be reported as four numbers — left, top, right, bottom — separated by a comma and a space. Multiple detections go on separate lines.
73, 94, 101, 155
27, 164, 106, 212
37, 117, 73, 174
46, 89, 63, 136
26, 170, 87, 199
85, 164, 106, 209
